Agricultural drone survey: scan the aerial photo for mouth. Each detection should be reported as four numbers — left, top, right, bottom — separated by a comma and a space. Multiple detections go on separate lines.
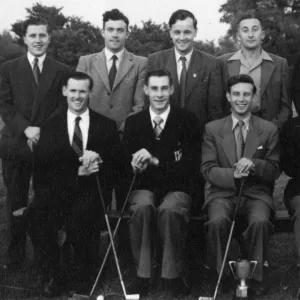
236, 103, 247, 109
73, 100, 83, 105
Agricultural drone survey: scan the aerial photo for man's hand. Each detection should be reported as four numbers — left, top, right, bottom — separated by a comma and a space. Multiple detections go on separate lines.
131, 160, 148, 173
79, 150, 102, 167
24, 126, 40, 142
233, 169, 249, 179
78, 161, 100, 176
132, 148, 159, 168
234, 157, 255, 175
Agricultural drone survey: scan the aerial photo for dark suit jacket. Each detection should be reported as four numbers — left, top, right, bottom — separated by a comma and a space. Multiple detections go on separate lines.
148, 48, 228, 127
123, 106, 202, 198
77, 49, 147, 131
291, 52, 300, 115
201, 115, 280, 210
0, 55, 69, 162
33, 109, 123, 230
220, 52, 292, 129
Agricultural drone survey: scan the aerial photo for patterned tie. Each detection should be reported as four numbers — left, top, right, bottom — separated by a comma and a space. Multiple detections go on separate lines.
179, 56, 187, 108
153, 115, 163, 139
108, 55, 118, 90
236, 120, 245, 161
72, 116, 83, 157
32, 57, 41, 86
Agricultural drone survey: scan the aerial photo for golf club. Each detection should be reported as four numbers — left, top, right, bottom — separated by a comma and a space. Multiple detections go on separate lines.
199, 178, 245, 300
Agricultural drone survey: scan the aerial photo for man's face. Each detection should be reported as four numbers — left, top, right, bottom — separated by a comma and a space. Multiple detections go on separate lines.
144, 76, 174, 115
63, 78, 91, 115
226, 82, 254, 118
101, 19, 129, 53
238, 18, 264, 50
170, 17, 197, 55
24, 25, 50, 57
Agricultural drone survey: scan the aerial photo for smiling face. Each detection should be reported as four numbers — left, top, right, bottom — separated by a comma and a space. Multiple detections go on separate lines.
169, 17, 197, 55
101, 19, 129, 53
63, 78, 91, 115
144, 75, 174, 115
238, 18, 264, 51
227, 82, 255, 119
24, 24, 50, 57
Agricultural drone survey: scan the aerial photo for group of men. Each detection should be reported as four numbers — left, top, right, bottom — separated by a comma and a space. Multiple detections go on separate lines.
0, 6, 299, 299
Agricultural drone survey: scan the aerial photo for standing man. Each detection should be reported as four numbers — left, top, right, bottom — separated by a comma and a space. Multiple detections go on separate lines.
201, 75, 280, 296
148, 9, 227, 128
220, 10, 291, 130
123, 69, 201, 298
0, 17, 69, 269
291, 51, 300, 115
76, 8, 147, 133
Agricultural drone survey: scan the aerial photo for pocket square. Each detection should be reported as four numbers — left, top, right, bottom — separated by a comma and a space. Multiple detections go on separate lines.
257, 146, 263, 149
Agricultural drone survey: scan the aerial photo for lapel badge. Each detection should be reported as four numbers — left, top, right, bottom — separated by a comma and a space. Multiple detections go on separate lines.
174, 149, 182, 162
193, 73, 197, 78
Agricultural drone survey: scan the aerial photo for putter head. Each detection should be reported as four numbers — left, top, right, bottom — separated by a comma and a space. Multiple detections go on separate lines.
125, 294, 139, 300
72, 293, 91, 300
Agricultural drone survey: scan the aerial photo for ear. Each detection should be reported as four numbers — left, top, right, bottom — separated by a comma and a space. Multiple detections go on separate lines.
226, 92, 231, 103
170, 85, 174, 95
143, 85, 149, 96
101, 28, 105, 38
261, 30, 265, 40
62, 86, 67, 97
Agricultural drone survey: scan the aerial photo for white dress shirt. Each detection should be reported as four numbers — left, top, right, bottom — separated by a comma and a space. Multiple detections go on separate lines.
149, 105, 171, 130
104, 47, 124, 72
67, 109, 90, 151
174, 48, 193, 80
232, 113, 251, 142
27, 52, 46, 72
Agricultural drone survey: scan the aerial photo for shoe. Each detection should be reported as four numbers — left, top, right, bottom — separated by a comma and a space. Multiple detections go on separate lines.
165, 277, 190, 297
43, 277, 62, 298
127, 276, 150, 297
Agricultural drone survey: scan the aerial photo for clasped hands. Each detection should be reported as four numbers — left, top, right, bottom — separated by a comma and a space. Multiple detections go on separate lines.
78, 150, 103, 176
131, 148, 159, 173
25, 126, 40, 151
233, 157, 255, 179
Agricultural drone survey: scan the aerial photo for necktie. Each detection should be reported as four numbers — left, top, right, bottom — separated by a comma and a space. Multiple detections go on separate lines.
236, 120, 245, 161
33, 57, 41, 86
108, 55, 118, 90
179, 56, 187, 108
153, 115, 163, 139
72, 117, 83, 157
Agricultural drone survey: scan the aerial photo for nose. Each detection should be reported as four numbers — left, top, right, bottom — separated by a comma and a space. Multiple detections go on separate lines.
74, 91, 80, 98
156, 89, 163, 97
179, 32, 185, 40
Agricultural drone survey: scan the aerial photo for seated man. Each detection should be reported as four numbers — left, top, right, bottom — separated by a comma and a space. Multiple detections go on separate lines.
281, 116, 300, 272
123, 69, 201, 297
201, 74, 280, 296
27, 71, 122, 297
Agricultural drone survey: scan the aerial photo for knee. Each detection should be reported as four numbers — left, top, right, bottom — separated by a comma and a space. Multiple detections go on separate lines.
248, 215, 270, 228
208, 214, 230, 228
131, 201, 155, 218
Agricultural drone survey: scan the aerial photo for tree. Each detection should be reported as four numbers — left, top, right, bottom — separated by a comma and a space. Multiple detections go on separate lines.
0, 31, 24, 65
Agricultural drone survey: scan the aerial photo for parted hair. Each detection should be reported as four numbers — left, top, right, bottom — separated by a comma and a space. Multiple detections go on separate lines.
168, 9, 197, 29
236, 10, 264, 29
23, 17, 50, 36
227, 74, 257, 94
64, 71, 94, 91
102, 9, 129, 29
145, 69, 173, 86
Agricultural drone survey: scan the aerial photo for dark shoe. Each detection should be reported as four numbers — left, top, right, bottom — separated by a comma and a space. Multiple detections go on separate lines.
249, 279, 268, 297
165, 277, 190, 297
127, 276, 150, 297
43, 277, 62, 298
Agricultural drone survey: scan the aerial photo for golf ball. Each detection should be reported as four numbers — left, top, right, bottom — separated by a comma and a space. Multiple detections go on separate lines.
97, 295, 104, 300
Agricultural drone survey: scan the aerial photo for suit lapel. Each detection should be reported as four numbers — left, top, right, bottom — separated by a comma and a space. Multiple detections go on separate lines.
113, 50, 133, 90
86, 110, 100, 151
93, 51, 110, 92
219, 116, 237, 166
227, 59, 241, 78
260, 60, 275, 97
165, 49, 180, 104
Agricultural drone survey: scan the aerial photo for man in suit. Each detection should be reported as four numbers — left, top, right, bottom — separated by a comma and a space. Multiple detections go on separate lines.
76, 8, 147, 133
291, 52, 300, 115
0, 17, 69, 269
201, 74, 280, 296
29, 71, 122, 296
220, 10, 291, 130
123, 69, 201, 298
148, 9, 227, 128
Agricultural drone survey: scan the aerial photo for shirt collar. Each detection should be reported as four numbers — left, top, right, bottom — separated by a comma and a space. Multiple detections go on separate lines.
228, 49, 273, 62
104, 47, 124, 61
149, 105, 171, 125
174, 48, 193, 64
231, 113, 251, 131
27, 52, 46, 66
67, 108, 90, 122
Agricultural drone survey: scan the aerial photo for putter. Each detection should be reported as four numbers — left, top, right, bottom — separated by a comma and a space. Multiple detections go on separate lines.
199, 178, 245, 300
73, 173, 139, 300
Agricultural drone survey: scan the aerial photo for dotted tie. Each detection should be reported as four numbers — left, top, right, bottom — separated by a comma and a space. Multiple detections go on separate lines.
72, 116, 83, 157
32, 57, 41, 86
153, 115, 163, 139
236, 120, 245, 161
108, 55, 118, 90
179, 56, 187, 108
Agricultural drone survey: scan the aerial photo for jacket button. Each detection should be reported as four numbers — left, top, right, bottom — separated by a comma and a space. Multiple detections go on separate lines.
110, 104, 114, 109
107, 92, 111, 96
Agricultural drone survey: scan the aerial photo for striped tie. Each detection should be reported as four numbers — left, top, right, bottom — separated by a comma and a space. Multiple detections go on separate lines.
154, 116, 163, 139
236, 120, 245, 161
72, 116, 83, 157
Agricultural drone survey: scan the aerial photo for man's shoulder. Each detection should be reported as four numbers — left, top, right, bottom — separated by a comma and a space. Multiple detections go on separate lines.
193, 49, 219, 62
265, 52, 286, 63
218, 52, 236, 61
252, 115, 278, 132
78, 52, 101, 61
205, 117, 228, 130
148, 48, 173, 59
127, 51, 147, 64
1, 55, 26, 70
89, 109, 117, 127
46, 57, 69, 70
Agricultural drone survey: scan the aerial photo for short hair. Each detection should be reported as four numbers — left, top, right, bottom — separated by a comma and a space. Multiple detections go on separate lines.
227, 74, 257, 94
64, 71, 94, 90
102, 9, 129, 29
168, 9, 197, 29
236, 10, 264, 29
23, 17, 50, 36
145, 69, 173, 86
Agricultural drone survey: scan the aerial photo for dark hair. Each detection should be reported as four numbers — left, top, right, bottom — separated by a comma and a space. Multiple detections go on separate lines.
23, 17, 50, 36
64, 71, 94, 90
236, 10, 264, 29
227, 74, 257, 94
145, 69, 173, 86
102, 9, 129, 29
168, 9, 197, 29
